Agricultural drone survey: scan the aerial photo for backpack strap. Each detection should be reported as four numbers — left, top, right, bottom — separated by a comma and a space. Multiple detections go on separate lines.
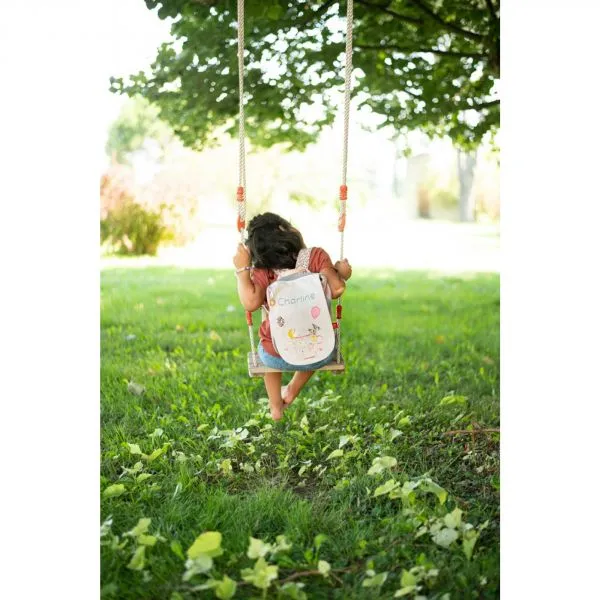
295, 247, 312, 271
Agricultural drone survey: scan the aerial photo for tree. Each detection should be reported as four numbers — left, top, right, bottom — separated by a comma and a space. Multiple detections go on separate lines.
105, 96, 174, 163
110, 0, 499, 152
457, 148, 477, 221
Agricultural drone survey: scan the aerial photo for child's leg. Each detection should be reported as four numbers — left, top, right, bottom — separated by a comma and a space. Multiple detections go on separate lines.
263, 372, 285, 420
282, 370, 315, 407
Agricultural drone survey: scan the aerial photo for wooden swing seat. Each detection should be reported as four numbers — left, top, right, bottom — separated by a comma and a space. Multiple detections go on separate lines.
247, 351, 345, 377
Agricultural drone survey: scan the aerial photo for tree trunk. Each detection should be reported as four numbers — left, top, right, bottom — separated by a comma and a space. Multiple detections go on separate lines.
457, 149, 477, 222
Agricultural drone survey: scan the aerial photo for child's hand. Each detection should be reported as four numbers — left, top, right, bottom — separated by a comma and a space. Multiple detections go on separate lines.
233, 243, 251, 269
335, 259, 352, 280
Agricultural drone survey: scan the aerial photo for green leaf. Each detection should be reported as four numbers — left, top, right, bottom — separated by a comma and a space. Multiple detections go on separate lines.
127, 546, 146, 571
363, 571, 388, 587
136, 473, 153, 483
327, 448, 344, 460
214, 575, 237, 599
138, 534, 157, 546
280, 582, 308, 600
367, 456, 397, 475
241, 557, 279, 590
127, 381, 145, 396
274, 535, 292, 553
394, 586, 417, 597
338, 435, 351, 448
183, 554, 213, 580
389, 429, 403, 441
462, 529, 480, 561
219, 459, 233, 474
401, 570, 418, 587
300, 416, 310, 432
318, 560, 331, 577
432, 527, 460, 548
313, 534, 328, 550
146, 444, 169, 462
187, 531, 223, 559
127, 443, 142, 455
171, 540, 185, 561
103, 484, 126, 498
420, 480, 448, 505
373, 479, 399, 497
439, 395, 468, 406
247, 537, 272, 559
443, 508, 463, 529
128, 518, 151, 538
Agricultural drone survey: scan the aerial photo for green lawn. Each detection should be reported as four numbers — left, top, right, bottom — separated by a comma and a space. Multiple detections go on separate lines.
101, 267, 500, 599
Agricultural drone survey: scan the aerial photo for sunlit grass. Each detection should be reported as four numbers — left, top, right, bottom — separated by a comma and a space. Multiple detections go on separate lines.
101, 267, 499, 599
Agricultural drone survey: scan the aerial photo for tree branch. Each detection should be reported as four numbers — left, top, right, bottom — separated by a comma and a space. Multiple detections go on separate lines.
355, 43, 485, 59
355, 0, 424, 26
405, 0, 485, 41
485, 0, 499, 21
470, 98, 500, 109
300, 0, 337, 27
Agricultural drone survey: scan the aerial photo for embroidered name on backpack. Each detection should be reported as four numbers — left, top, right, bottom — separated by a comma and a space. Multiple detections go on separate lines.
278, 293, 316, 305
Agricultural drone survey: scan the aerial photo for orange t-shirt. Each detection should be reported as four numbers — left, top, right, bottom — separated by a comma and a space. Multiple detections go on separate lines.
251, 247, 334, 357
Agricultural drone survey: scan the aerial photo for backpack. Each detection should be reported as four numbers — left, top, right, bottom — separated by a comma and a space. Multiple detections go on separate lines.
266, 248, 336, 366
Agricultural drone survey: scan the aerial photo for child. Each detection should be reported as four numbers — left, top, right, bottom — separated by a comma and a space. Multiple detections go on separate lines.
233, 212, 352, 420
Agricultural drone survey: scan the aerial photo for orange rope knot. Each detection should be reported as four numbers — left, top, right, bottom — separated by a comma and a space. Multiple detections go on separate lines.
236, 186, 245, 201
339, 185, 348, 201
336, 305, 343, 319
237, 216, 246, 232
245, 310, 253, 326
338, 214, 346, 232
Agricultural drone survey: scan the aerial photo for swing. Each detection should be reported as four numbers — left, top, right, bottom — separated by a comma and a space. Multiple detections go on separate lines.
235, 0, 353, 378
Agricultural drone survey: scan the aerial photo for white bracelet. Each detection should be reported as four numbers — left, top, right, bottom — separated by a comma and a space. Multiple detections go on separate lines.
235, 266, 252, 274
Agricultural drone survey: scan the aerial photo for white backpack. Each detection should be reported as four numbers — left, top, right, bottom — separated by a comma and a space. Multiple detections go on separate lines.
266, 248, 336, 366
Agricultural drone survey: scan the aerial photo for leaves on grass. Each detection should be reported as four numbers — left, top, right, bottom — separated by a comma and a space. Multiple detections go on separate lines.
103, 484, 126, 498
368, 456, 397, 475
127, 381, 145, 396
440, 395, 468, 406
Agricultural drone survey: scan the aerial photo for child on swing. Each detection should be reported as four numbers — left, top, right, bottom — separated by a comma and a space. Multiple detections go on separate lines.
233, 212, 352, 421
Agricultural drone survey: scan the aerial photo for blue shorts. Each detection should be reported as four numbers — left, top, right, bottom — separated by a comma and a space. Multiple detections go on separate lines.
258, 342, 335, 372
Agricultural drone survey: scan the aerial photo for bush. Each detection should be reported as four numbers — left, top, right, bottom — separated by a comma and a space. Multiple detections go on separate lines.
101, 199, 172, 256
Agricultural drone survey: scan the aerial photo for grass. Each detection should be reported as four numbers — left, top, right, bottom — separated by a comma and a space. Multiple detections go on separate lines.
101, 267, 500, 599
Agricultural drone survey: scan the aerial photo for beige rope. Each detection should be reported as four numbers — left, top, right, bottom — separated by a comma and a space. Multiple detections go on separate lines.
337, 0, 353, 363
237, 0, 256, 367
237, 0, 247, 244
339, 0, 353, 261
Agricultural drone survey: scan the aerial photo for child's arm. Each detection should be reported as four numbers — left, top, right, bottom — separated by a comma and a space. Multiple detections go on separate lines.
234, 244, 265, 311
321, 259, 352, 299
236, 271, 265, 311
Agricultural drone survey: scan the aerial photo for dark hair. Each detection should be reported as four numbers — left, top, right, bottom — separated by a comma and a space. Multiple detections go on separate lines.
246, 212, 305, 269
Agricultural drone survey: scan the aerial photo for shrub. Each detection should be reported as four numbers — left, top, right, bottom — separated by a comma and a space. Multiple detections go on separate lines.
101, 199, 172, 256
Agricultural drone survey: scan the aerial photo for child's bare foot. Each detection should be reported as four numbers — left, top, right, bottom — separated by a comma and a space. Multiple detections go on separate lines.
282, 384, 298, 408
270, 405, 284, 421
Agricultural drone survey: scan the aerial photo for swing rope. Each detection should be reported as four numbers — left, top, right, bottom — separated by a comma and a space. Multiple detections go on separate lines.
236, 0, 247, 239
236, 0, 353, 370
236, 0, 257, 365
336, 0, 353, 363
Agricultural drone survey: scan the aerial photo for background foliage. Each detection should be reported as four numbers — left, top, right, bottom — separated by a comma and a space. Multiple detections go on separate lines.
110, 0, 500, 152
